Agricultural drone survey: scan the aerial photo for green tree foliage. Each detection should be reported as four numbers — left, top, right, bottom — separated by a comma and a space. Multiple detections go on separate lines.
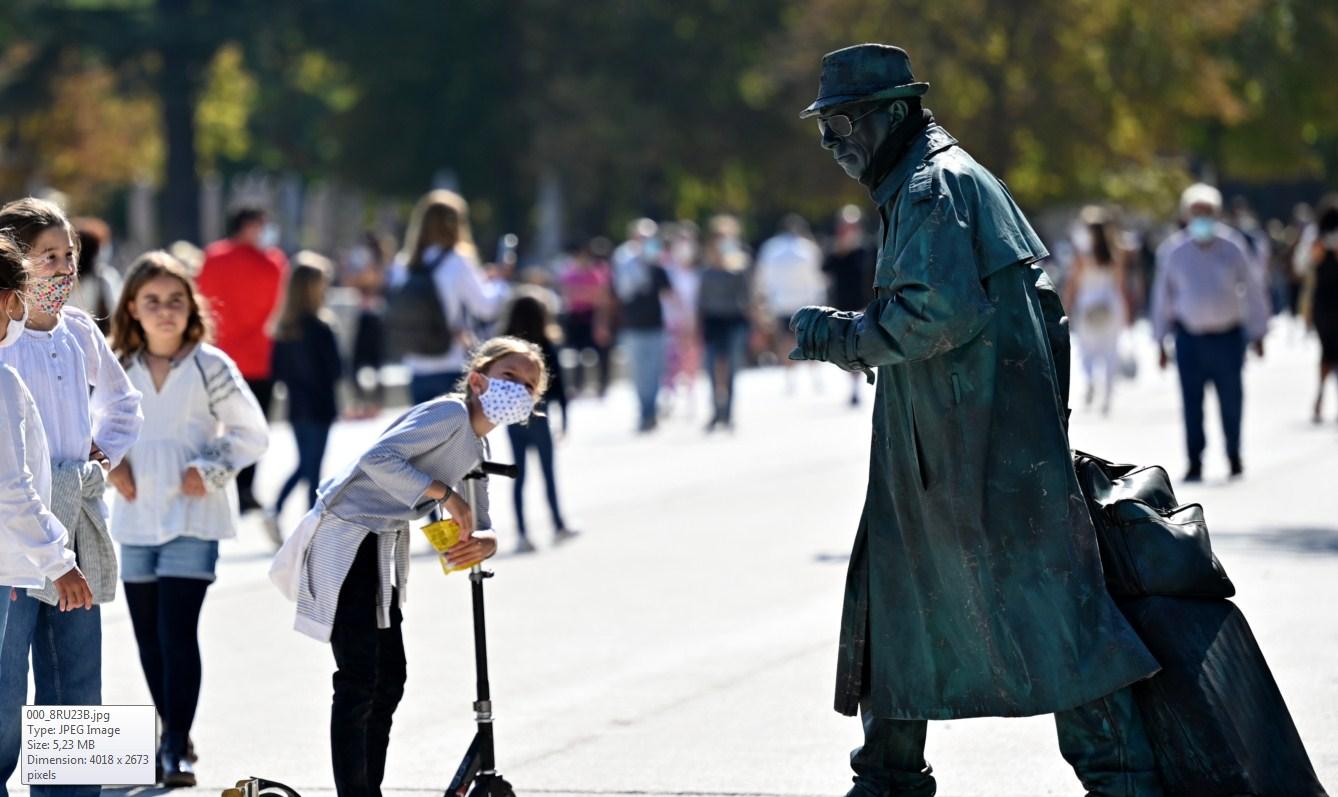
0, 0, 1334, 244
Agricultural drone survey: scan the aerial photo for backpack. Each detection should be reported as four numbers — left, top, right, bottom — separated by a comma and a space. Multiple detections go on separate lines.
383, 251, 458, 360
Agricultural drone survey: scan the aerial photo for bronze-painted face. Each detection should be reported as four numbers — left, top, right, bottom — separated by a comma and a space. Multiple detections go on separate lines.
819, 101, 904, 181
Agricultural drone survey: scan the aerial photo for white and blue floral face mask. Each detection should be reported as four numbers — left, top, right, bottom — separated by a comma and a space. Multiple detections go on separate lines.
477, 375, 535, 426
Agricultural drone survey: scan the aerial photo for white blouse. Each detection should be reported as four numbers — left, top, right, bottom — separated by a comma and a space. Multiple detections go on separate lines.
0, 307, 143, 468
0, 365, 77, 588
109, 344, 269, 545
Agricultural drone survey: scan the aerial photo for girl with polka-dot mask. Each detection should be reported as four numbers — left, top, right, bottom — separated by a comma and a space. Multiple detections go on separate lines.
269, 336, 546, 797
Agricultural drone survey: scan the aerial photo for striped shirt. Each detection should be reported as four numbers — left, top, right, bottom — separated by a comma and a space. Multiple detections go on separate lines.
294, 397, 491, 641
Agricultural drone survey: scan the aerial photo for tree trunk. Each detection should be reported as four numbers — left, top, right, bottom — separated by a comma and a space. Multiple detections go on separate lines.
158, 0, 201, 244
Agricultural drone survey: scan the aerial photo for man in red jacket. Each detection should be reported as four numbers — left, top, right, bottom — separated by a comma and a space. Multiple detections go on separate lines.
197, 205, 288, 514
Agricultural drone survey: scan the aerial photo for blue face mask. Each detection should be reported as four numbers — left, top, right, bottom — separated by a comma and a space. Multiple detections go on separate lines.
1188, 217, 1216, 243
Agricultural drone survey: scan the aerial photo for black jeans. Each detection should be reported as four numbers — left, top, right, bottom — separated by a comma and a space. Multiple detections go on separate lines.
237, 377, 274, 507
564, 315, 611, 396
123, 578, 211, 753
275, 420, 332, 514
506, 415, 567, 538
330, 535, 406, 797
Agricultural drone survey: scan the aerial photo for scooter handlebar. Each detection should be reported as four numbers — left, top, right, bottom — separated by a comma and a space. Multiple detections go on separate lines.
466, 461, 519, 480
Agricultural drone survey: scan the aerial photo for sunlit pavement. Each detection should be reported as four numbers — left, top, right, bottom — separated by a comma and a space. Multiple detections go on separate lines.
16, 320, 1337, 796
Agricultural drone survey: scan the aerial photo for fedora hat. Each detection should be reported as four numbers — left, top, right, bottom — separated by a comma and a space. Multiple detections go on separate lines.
800, 44, 930, 119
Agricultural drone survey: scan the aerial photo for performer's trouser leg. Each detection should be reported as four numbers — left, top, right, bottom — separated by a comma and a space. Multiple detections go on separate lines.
1055, 686, 1163, 797
847, 699, 936, 797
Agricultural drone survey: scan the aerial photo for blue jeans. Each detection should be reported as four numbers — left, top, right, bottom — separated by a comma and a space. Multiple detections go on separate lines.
703, 318, 749, 424
0, 590, 9, 683
121, 537, 220, 583
409, 371, 463, 406
1173, 325, 1247, 464
506, 415, 567, 538
622, 330, 666, 426
276, 420, 332, 514
0, 594, 101, 797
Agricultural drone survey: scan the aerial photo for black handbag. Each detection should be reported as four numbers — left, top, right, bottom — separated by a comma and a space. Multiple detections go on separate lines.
1073, 451, 1235, 600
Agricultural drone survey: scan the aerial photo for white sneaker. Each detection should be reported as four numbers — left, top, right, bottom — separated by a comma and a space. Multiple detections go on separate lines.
262, 511, 282, 547
514, 537, 537, 554
554, 528, 580, 545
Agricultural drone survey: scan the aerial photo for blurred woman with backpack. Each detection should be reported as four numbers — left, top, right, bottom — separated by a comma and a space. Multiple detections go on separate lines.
384, 190, 508, 405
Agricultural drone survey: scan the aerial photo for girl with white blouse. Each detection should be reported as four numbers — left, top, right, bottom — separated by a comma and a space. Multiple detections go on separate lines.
0, 232, 93, 657
0, 198, 142, 797
107, 251, 269, 787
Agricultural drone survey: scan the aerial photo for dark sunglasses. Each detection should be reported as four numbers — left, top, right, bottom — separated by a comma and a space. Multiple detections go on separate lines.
818, 105, 883, 138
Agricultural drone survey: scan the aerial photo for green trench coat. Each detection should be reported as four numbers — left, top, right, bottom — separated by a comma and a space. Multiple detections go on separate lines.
818, 125, 1159, 720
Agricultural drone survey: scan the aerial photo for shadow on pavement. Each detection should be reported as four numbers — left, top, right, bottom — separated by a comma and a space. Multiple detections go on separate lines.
1217, 527, 1338, 555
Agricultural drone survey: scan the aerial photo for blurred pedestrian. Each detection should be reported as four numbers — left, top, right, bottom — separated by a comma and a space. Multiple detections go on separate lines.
107, 250, 268, 786
385, 190, 507, 405
1064, 206, 1129, 415
69, 217, 121, 335
755, 213, 826, 391
663, 221, 703, 418
499, 289, 577, 552
821, 205, 876, 406
1301, 201, 1338, 423
268, 253, 343, 542
698, 225, 753, 431
196, 205, 288, 513
613, 218, 675, 432
343, 232, 389, 416
558, 239, 614, 397
1152, 183, 1270, 481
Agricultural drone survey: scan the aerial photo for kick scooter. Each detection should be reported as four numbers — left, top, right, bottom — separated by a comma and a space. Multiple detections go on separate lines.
442, 460, 519, 797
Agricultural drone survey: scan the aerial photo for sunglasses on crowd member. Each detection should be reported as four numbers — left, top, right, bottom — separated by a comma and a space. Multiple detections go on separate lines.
818, 104, 884, 138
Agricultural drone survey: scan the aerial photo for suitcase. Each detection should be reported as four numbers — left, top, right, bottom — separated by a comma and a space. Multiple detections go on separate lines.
1120, 596, 1328, 796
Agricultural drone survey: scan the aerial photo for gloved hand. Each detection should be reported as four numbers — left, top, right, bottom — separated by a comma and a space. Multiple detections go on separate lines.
788, 305, 838, 362
789, 305, 876, 384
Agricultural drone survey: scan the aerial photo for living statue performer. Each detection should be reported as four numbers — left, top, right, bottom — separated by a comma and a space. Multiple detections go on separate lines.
789, 44, 1164, 797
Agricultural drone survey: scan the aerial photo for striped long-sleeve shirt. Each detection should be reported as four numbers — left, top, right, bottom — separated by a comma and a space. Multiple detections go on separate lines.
295, 396, 490, 641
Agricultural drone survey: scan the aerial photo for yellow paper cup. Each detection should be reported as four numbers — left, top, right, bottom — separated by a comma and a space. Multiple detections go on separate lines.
421, 518, 472, 574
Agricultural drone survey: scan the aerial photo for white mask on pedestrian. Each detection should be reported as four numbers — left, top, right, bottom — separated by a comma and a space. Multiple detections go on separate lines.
0, 299, 27, 348
260, 223, 280, 249
476, 375, 535, 426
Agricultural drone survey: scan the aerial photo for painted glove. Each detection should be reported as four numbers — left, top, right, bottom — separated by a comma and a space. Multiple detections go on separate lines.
788, 305, 838, 362
791, 306, 876, 384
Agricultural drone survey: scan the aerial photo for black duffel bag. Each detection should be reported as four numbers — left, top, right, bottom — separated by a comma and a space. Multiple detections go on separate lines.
1073, 451, 1235, 600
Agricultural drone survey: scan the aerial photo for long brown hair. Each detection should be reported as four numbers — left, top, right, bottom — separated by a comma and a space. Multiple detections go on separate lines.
401, 189, 477, 270
274, 250, 333, 341
0, 197, 79, 262
110, 250, 213, 359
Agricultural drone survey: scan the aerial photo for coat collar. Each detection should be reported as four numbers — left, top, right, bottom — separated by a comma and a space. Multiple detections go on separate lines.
871, 124, 958, 207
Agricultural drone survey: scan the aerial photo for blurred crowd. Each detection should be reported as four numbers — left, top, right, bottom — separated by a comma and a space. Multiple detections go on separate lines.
59, 183, 1338, 487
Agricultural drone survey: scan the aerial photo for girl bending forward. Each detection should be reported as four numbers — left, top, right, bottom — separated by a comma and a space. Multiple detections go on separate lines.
271, 336, 546, 797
